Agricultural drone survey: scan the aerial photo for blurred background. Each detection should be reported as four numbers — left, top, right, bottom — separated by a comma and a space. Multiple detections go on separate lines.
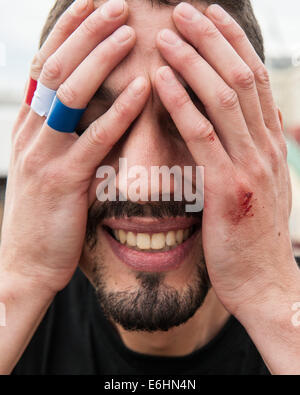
0, 0, 299, 255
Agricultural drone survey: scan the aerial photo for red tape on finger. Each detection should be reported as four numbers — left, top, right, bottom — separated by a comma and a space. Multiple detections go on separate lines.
25, 78, 37, 106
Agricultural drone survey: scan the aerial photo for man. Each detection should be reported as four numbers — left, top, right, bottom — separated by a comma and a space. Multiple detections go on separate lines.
0, 0, 299, 375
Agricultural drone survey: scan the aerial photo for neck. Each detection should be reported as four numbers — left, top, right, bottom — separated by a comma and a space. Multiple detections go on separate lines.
115, 289, 230, 357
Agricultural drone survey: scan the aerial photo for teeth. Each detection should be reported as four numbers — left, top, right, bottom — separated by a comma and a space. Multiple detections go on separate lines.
137, 233, 151, 249
114, 229, 120, 241
166, 231, 176, 247
127, 231, 136, 247
151, 233, 166, 250
119, 229, 127, 244
111, 227, 194, 251
176, 229, 184, 244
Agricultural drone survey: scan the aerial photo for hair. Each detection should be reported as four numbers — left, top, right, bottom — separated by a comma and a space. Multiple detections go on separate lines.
40, 0, 265, 63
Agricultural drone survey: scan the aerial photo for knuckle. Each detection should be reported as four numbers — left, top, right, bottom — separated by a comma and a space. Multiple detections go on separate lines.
198, 22, 219, 39
55, 13, 75, 37
87, 120, 112, 149
187, 118, 214, 143
268, 147, 281, 172
232, 67, 255, 90
279, 139, 288, 159
81, 17, 100, 37
42, 55, 62, 83
217, 86, 239, 110
253, 64, 270, 88
57, 81, 77, 106
181, 49, 201, 68
13, 130, 28, 154
251, 158, 269, 181
172, 90, 190, 110
113, 99, 130, 119
21, 150, 43, 175
230, 24, 246, 43
30, 52, 45, 79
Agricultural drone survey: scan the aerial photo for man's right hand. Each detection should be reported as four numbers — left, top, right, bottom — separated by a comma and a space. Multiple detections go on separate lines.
0, 0, 150, 295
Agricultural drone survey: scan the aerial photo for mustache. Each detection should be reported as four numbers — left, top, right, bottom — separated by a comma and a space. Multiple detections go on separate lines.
86, 199, 203, 250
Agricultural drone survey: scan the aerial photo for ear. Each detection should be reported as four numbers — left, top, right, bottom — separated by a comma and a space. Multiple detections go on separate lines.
277, 107, 284, 131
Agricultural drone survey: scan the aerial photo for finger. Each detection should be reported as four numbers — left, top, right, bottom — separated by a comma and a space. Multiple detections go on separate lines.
36, 25, 136, 154
155, 66, 232, 175
205, 4, 281, 133
156, 29, 258, 162
24, 0, 95, 133
39, 0, 128, 90
11, 103, 32, 141
68, 76, 151, 174
28, 0, 128, 132
30, 0, 94, 81
13, 81, 45, 145
172, 2, 265, 143
56, 25, 135, 109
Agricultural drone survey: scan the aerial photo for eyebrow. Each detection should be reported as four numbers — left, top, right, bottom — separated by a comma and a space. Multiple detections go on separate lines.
93, 85, 119, 103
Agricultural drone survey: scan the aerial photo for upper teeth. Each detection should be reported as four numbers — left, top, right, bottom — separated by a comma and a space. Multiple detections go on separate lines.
113, 228, 191, 251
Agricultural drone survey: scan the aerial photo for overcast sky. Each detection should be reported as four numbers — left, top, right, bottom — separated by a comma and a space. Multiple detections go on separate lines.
0, 0, 299, 98
252, 0, 300, 58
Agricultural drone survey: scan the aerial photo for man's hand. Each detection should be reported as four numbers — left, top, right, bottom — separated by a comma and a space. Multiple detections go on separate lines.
155, 1, 298, 316
0, 0, 150, 295
0, 0, 151, 374
155, 2, 300, 373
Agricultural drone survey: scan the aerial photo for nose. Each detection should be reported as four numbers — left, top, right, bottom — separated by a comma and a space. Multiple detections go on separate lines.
120, 99, 176, 166
114, 94, 194, 202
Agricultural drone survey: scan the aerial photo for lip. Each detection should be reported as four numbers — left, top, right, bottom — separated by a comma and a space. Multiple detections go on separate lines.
103, 224, 201, 272
102, 216, 202, 234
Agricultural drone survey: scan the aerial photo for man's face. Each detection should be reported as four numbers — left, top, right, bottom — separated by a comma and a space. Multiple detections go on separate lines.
79, 0, 210, 332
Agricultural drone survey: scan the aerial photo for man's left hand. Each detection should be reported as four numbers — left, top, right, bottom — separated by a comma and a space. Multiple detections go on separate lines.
155, 2, 299, 318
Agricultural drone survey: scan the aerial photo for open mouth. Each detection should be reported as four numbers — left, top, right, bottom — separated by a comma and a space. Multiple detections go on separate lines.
102, 215, 202, 272
104, 224, 199, 252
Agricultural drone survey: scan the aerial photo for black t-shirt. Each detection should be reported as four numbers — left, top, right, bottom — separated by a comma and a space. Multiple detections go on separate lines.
12, 257, 300, 375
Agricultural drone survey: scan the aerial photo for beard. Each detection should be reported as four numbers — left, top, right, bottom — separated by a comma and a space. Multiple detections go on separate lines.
84, 200, 210, 333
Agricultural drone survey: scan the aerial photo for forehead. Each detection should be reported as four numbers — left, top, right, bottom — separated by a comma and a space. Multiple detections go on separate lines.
94, 0, 206, 93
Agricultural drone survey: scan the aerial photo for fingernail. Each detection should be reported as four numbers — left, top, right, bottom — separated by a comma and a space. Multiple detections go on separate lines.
70, 0, 89, 16
130, 77, 146, 96
101, 0, 125, 19
159, 29, 180, 45
176, 2, 200, 21
208, 4, 231, 24
112, 25, 132, 43
159, 67, 176, 84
